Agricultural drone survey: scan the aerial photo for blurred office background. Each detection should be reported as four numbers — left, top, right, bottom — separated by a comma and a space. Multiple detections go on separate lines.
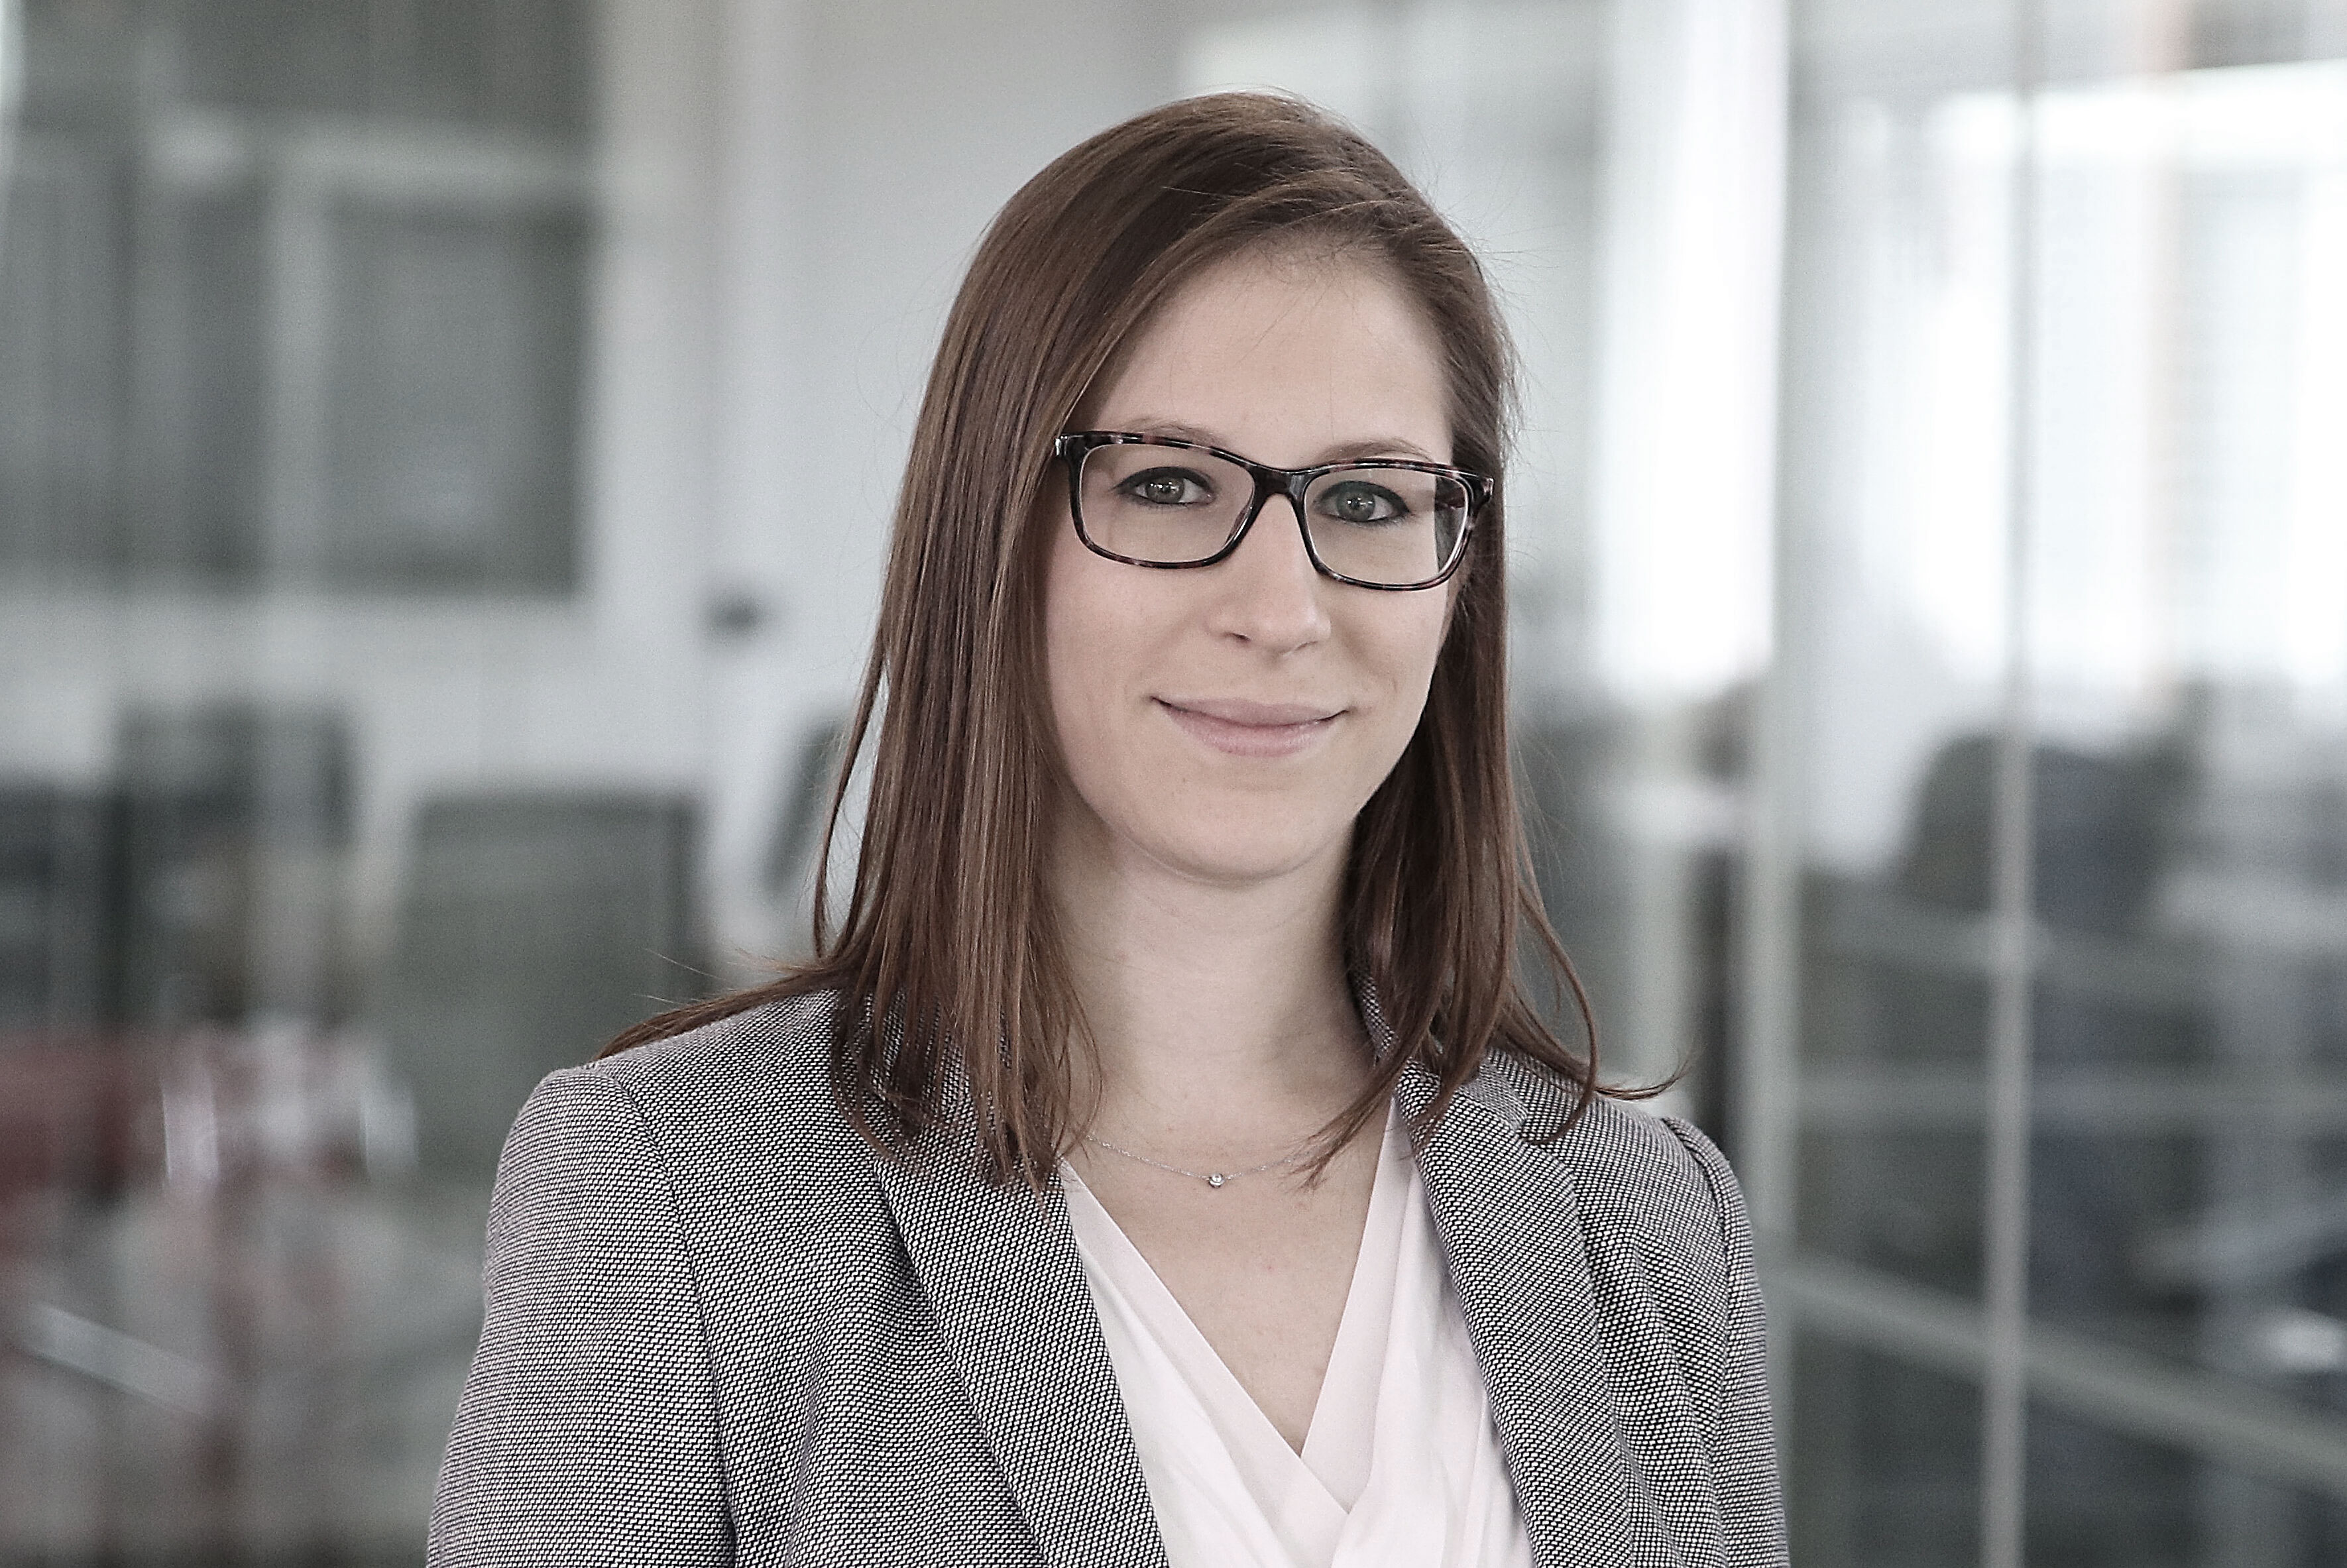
2, 0, 2344, 1562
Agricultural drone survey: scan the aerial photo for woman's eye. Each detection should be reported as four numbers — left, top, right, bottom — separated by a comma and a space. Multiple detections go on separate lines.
1119, 468, 1214, 506
1318, 481, 1408, 525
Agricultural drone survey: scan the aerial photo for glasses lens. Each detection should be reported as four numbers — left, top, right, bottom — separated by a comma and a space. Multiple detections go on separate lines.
1302, 467, 1470, 587
1076, 443, 1253, 565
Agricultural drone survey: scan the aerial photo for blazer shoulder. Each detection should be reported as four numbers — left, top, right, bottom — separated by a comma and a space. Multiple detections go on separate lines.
1457, 1050, 1739, 1255
1473, 1050, 1708, 1196
512, 990, 892, 1228
1550, 1091, 1753, 1274
1560, 1093, 1706, 1190
575, 990, 852, 1129
502, 991, 907, 1308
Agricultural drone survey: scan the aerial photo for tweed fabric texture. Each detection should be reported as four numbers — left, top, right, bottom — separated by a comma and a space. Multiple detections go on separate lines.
428, 993, 1787, 1568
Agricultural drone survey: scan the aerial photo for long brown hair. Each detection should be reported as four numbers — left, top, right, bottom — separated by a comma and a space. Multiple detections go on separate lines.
602, 92, 1605, 1179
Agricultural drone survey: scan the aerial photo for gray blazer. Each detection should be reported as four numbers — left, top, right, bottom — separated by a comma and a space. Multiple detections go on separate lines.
428, 993, 1787, 1567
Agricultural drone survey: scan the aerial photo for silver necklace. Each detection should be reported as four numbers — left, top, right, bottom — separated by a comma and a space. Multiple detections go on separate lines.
1082, 1133, 1306, 1190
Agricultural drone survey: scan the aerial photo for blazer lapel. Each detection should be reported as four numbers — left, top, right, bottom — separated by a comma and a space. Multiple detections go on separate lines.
873, 1105, 1169, 1568
1398, 1059, 1684, 1568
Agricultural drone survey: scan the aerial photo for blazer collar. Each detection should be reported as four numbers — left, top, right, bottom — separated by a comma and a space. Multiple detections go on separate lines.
872, 1090, 1169, 1568
1397, 1054, 1685, 1568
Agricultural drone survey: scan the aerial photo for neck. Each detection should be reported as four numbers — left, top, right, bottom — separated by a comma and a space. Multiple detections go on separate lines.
1053, 820, 1371, 1156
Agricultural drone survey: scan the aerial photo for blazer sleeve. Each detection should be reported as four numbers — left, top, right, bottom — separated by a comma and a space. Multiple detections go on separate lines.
1663, 1117, 1791, 1568
428, 1065, 732, 1566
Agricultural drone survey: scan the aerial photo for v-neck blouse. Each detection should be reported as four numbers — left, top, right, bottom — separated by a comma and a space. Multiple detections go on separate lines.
1062, 1110, 1533, 1568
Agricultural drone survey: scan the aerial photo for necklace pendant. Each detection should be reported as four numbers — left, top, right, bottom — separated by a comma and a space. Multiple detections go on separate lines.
1207, 1172, 1228, 1188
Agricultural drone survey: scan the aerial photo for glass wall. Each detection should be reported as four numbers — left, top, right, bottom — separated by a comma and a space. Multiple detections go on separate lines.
1761, 1, 2347, 1563
0, 1, 713, 1559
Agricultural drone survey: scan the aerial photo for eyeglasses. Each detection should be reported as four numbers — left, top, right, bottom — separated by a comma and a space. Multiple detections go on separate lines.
1053, 431, 1489, 591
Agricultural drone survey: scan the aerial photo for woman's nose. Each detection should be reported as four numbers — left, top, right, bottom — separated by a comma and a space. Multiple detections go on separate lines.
1207, 497, 1332, 652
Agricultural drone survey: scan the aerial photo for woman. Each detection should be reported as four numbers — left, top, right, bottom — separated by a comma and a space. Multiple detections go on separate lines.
429, 93, 1784, 1568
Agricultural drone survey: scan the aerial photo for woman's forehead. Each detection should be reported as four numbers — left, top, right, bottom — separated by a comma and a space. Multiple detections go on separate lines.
1086, 249, 1452, 467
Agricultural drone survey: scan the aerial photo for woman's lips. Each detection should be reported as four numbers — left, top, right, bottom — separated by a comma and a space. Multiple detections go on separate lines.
1155, 697, 1341, 759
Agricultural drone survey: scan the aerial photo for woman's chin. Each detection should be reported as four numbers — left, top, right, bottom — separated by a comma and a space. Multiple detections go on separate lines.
1127, 820, 1349, 890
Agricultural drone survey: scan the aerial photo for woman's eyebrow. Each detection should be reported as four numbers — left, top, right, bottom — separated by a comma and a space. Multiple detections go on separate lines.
1313, 436, 1441, 464
1114, 419, 1442, 465
1117, 418, 1226, 447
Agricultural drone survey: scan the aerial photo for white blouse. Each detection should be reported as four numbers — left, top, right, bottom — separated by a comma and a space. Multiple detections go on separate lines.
1062, 1110, 1534, 1568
